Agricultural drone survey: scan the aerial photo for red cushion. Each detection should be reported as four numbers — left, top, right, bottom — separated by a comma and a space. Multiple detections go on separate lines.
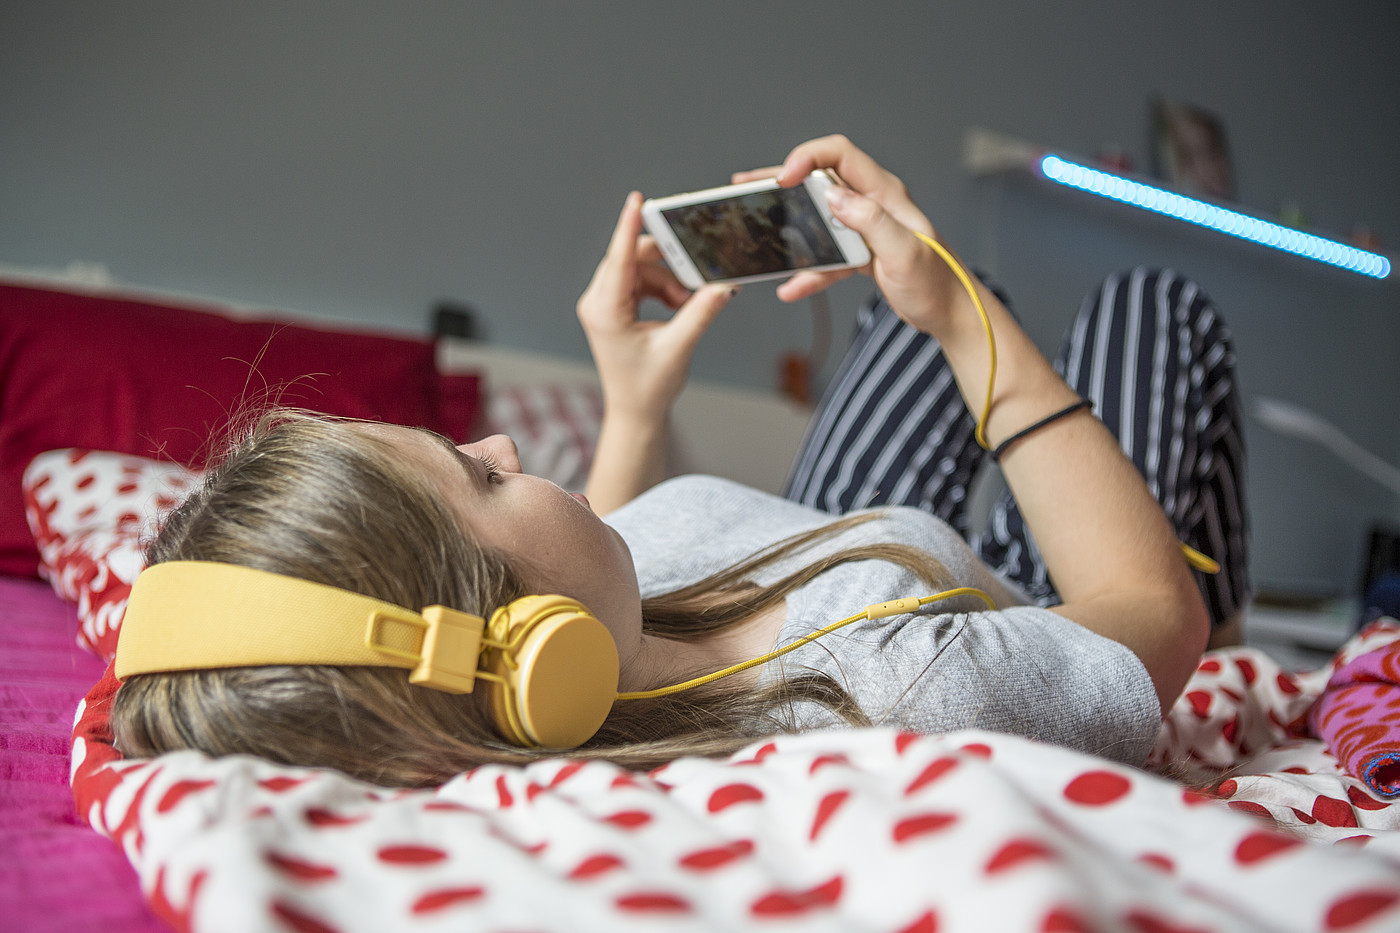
0, 283, 481, 578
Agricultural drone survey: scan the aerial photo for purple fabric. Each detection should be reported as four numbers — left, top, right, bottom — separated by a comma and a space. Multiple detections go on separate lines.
0, 576, 164, 932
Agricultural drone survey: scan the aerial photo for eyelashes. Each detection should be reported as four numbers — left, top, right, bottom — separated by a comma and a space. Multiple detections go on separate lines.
478, 453, 503, 484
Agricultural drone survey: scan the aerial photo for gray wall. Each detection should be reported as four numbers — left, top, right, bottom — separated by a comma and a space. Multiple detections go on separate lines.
3, 2, 1397, 596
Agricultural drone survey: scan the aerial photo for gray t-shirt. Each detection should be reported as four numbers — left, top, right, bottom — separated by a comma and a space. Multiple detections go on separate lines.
605, 476, 1161, 765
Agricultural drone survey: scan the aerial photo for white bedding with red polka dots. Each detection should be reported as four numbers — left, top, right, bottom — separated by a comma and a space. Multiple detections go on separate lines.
68, 684, 1400, 933
27, 449, 1400, 932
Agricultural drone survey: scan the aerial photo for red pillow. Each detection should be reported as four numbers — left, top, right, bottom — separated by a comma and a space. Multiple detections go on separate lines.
0, 283, 481, 578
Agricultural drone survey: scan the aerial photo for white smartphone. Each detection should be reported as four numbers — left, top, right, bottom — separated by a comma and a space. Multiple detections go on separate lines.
641, 170, 871, 290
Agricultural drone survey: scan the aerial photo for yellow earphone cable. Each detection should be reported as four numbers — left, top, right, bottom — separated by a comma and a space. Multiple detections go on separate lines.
1178, 544, 1220, 574
616, 587, 995, 701
618, 221, 1219, 705
910, 231, 997, 451
908, 230, 1218, 576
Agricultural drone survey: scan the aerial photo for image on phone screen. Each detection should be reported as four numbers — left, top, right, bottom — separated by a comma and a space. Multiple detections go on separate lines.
660, 186, 848, 283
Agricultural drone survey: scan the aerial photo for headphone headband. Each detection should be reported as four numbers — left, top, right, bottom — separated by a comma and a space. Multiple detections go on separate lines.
116, 561, 622, 748
115, 561, 490, 693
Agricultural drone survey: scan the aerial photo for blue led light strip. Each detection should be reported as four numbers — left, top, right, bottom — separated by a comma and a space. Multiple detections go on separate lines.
1039, 155, 1390, 280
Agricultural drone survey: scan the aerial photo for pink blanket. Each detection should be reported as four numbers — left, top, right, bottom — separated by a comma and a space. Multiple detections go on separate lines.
0, 576, 163, 932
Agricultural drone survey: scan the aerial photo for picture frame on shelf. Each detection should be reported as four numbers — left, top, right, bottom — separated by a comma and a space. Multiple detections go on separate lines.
1151, 96, 1236, 201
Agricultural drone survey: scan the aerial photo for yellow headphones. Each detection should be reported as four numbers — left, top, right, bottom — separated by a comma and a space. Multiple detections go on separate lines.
114, 560, 997, 749
115, 562, 620, 749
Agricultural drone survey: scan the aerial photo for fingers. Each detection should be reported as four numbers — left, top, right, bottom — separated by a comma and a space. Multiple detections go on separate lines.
776, 134, 891, 190
635, 262, 692, 309
823, 186, 919, 257
580, 192, 643, 314
776, 135, 932, 235
630, 235, 692, 308
731, 164, 781, 184
635, 235, 663, 264
775, 268, 858, 303
596, 190, 643, 292
740, 135, 900, 195
665, 284, 737, 354
581, 192, 687, 327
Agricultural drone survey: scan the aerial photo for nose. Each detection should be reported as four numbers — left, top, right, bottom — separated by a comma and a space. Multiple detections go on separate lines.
459, 434, 523, 474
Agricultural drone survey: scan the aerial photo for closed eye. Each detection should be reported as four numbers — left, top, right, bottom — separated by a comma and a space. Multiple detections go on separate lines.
415, 428, 501, 488
477, 453, 503, 485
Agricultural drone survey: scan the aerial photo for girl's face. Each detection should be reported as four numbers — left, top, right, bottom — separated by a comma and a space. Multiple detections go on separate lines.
365, 425, 646, 669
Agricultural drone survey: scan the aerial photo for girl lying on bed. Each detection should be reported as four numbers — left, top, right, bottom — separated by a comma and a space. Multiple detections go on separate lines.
110, 136, 1248, 787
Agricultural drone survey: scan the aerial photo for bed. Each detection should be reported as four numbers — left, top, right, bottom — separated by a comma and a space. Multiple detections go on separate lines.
4, 274, 1400, 933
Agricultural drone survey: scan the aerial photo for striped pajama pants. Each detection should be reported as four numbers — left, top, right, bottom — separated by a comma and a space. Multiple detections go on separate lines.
783, 267, 1250, 628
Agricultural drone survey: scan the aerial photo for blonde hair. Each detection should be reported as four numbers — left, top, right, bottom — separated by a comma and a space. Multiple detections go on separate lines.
112, 412, 950, 786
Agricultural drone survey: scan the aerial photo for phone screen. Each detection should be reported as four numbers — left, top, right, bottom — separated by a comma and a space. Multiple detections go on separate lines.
661, 185, 849, 283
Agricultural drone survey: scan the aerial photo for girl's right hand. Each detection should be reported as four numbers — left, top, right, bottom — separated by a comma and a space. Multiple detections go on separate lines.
576, 192, 737, 514
576, 191, 737, 425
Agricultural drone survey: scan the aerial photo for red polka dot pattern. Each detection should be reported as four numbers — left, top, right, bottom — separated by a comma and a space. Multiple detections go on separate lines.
602, 809, 653, 829
22, 449, 201, 660
377, 845, 449, 865
1234, 831, 1300, 865
678, 840, 753, 871
809, 790, 849, 842
266, 851, 339, 881
904, 756, 959, 795
569, 853, 625, 879
1148, 619, 1400, 854
1137, 852, 1175, 874
892, 812, 958, 843
271, 901, 341, 933
39, 453, 1400, 931
1063, 771, 1132, 806
750, 876, 843, 916
707, 783, 764, 812
67, 668, 1400, 932
985, 838, 1056, 874
410, 887, 484, 914
1325, 891, 1400, 930
896, 910, 939, 933
615, 891, 691, 913
1041, 906, 1093, 932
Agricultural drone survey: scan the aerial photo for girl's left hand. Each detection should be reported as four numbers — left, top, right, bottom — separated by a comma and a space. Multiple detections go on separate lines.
577, 191, 737, 424
732, 135, 963, 338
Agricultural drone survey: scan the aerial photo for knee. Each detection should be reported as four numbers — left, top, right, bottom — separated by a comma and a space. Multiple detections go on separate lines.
1085, 267, 1232, 340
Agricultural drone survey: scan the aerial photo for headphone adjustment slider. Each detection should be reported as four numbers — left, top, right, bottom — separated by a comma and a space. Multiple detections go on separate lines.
366, 605, 486, 694
412, 606, 487, 693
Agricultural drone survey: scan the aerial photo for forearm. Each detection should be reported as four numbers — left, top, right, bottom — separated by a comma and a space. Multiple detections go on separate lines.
763, 134, 1208, 708
584, 411, 670, 515
933, 277, 1209, 707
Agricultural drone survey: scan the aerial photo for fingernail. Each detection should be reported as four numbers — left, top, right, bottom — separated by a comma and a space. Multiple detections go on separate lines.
825, 186, 850, 212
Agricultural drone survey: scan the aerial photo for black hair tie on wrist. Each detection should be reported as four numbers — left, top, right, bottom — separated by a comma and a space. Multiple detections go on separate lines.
990, 399, 1094, 462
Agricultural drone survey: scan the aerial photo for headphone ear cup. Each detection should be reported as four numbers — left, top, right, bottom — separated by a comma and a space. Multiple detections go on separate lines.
482, 596, 620, 749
